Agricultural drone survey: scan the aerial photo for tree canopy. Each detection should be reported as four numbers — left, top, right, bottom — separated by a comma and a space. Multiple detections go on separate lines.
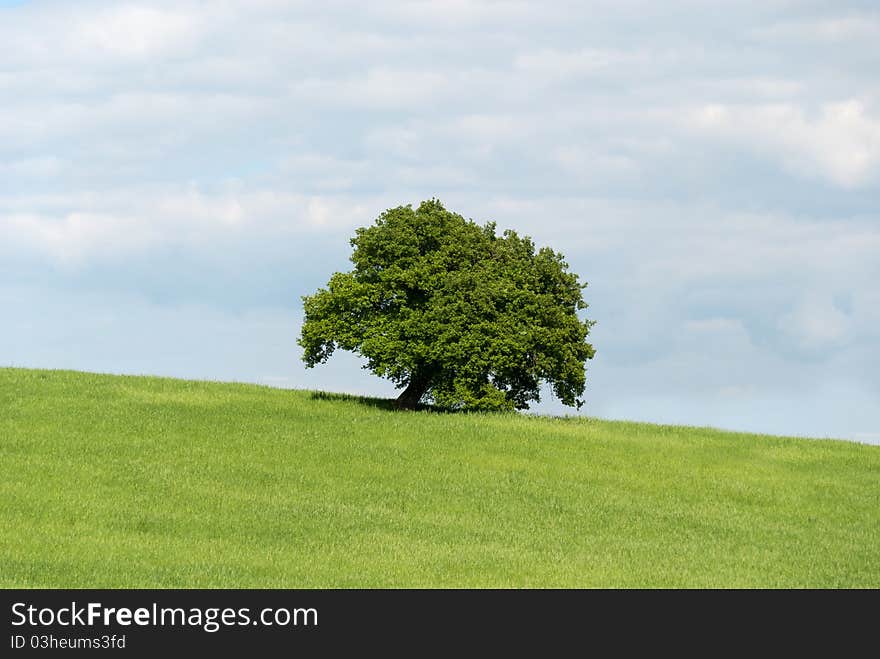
299, 200, 596, 411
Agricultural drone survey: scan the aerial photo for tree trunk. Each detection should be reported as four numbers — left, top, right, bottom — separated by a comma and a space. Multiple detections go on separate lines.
395, 372, 430, 410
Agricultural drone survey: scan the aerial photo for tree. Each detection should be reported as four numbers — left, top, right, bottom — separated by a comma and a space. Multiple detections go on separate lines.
299, 199, 596, 411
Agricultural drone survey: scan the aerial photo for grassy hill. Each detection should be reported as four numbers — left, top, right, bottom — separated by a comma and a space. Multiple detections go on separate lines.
1, 367, 878, 588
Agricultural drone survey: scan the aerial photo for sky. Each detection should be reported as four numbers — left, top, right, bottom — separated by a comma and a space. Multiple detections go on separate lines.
1, 0, 878, 443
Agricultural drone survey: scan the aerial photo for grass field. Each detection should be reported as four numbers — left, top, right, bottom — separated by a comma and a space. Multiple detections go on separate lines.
1, 367, 878, 588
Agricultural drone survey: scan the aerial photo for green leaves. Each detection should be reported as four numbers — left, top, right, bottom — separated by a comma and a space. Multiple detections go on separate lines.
299, 199, 595, 411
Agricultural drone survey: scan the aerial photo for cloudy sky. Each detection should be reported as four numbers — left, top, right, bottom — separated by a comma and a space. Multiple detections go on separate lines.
2, 0, 878, 442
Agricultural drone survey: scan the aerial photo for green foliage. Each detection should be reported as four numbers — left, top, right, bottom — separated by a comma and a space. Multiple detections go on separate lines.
299, 199, 596, 410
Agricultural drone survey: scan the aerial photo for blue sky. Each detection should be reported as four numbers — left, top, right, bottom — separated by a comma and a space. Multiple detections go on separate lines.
1, 1, 878, 443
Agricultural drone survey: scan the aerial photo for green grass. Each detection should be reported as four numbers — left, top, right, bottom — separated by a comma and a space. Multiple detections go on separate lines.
1, 367, 878, 588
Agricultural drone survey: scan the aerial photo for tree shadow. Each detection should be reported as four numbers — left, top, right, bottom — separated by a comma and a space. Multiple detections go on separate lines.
308, 390, 461, 414
308, 390, 398, 412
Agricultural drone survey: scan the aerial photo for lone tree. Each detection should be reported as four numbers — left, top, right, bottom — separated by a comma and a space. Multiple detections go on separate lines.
299, 200, 595, 411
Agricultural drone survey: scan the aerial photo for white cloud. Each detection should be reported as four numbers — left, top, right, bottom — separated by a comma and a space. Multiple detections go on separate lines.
4, 211, 158, 267
363, 124, 423, 158
73, 6, 198, 57
372, 0, 542, 27
0, 156, 64, 177
0, 3, 204, 70
778, 294, 851, 350
0, 186, 395, 266
453, 114, 524, 142
699, 77, 804, 100
514, 48, 631, 79
552, 145, 637, 178
291, 68, 455, 109
690, 100, 880, 187
752, 15, 880, 43
684, 318, 747, 335
0, 91, 273, 156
